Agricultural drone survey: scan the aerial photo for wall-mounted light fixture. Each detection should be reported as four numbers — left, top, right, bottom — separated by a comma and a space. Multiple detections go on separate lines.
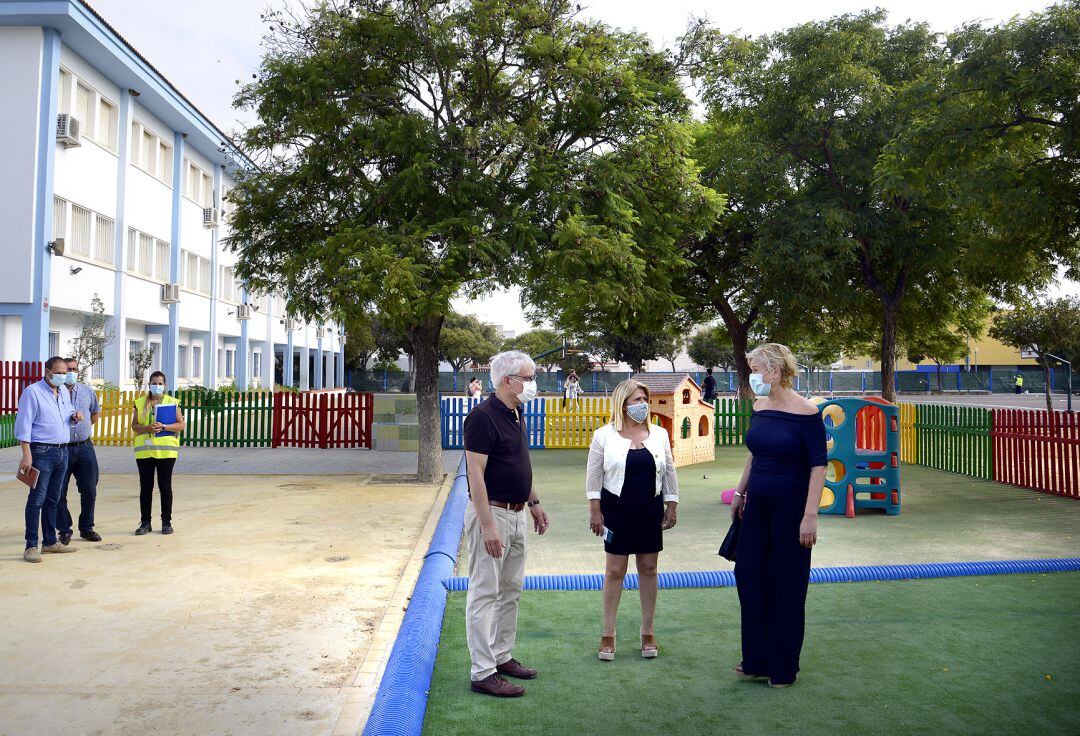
47, 238, 65, 255
69, 266, 82, 275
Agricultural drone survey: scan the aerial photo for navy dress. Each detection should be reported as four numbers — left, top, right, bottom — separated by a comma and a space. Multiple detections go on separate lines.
735, 409, 827, 685
600, 448, 663, 555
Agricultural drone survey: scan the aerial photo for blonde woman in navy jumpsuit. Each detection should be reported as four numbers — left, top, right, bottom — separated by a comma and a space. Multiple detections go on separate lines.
730, 343, 827, 688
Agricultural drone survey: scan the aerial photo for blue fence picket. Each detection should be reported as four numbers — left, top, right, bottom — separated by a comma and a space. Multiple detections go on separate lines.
440, 396, 545, 450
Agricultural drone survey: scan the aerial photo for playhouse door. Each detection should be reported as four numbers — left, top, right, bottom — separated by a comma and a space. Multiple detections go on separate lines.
656, 415, 675, 450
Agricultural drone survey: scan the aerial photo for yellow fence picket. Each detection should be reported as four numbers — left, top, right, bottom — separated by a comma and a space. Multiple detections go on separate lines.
92, 390, 140, 447
543, 396, 611, 448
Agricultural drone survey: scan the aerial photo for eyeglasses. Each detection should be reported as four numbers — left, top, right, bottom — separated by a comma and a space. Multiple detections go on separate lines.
509, 374, 536, 382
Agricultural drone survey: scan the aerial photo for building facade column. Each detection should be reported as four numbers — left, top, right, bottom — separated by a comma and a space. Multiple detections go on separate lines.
315, 331, 324, 390
299, 340, 310, 391
237, 287, 249, 391
284, 328, 295, 388
162, 132, 183, 381
104, 86, 132, 384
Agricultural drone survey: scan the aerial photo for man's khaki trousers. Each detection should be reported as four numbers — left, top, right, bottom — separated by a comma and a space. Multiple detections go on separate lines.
464, 502, 527, 681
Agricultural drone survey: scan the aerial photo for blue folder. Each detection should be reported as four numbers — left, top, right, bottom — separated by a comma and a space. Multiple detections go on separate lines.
154, 403, 177, 437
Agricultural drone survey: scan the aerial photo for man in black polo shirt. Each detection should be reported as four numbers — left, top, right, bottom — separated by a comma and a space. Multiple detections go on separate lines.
463, 350, 550, 697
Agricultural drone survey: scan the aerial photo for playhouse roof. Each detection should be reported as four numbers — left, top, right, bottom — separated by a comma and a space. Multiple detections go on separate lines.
631, 373, 700, 395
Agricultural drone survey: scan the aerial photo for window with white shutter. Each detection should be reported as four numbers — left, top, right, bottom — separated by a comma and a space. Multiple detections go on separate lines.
53, 197, 67, 243
202, 173, 214, 207
178, 345, 188, 378
126, 228, 137, 271
130, 121, 140, 163
141, 130, 153, 170
155, 239, 170, 281
139, 233, 153, 276
58, 69, 69, 113
199, 258, 211, 294
192, 346, 203, 378
75, 83, 91, 130
98, 99, 117, 150
70, 204, 92, 256
94, 215, 114, 264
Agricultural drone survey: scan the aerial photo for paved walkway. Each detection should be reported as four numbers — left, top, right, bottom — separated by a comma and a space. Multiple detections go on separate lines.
0, 446, 462, 477
897, 393, 1075, 410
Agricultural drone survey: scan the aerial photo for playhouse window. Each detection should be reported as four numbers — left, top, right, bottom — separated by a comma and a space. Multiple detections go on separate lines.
681, 417, 691, 439
698, 416, 709, 437
682, 389, 691, 404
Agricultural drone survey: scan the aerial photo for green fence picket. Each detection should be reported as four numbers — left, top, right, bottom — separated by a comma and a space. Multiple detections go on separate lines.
0, 413, 16, 449
913, 402, 992, 480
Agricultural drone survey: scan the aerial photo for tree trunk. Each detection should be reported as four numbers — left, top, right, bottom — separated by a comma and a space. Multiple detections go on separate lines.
1042, 358, 1054, 414
713, 296, 757, 399
880, 307, 899, 403
669, 359, 676, 372
936, 362, 942, 394
409, 316, 445, 484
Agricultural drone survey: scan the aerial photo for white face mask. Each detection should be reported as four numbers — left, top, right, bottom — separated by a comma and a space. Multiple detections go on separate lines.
510, 376, 537, 403
625, 402, 650, 424
749, 373, 772, 397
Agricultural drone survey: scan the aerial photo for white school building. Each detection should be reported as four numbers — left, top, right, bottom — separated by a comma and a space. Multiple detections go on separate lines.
0, 0, 345, 391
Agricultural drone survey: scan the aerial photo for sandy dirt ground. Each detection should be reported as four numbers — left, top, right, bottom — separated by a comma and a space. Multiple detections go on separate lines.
0, 470, 446, 736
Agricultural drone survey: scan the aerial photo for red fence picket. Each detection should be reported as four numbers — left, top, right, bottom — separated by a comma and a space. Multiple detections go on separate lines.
272, 391, 373, 449
0, 361, 44, 414
992, 409, 1079, 498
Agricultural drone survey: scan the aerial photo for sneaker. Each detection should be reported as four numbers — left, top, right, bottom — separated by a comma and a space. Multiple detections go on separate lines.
135, 523, 151, 535
496, 658, 538, 679
41, 543, 77, 554
23, 547, 42, 563
470, 673, 524, 697
161, 524, 173, 535
80, 530, 102, 542
59, 532, 72, 545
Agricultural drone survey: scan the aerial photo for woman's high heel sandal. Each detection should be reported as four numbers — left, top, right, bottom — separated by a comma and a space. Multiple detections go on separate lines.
598, 635, 616, 661
640, 634, 658, 658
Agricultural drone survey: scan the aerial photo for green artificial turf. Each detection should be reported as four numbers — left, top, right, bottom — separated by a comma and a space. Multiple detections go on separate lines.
469, 448, 1080, 575
423, 572, 1080, 736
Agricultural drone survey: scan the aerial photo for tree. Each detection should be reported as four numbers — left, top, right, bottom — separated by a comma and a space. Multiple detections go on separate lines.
440, 311, 501, 376
67, 294, 115, 381
656, 328, 684, 372
905, 330, 966, 395
502, 328, 563, 372
687, 325, 735, 372
230, 0, 702, 481
990, 297, 1080, 412
684, 11, 1073, 402
129, 344, 156, 393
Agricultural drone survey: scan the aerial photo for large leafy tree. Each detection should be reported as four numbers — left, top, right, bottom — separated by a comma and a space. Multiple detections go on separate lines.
684, 11, 1072, 402
502, 328, 563, 371
686, 324, 736, 372
990, 297, 1080, 412
230, 0, 704, 480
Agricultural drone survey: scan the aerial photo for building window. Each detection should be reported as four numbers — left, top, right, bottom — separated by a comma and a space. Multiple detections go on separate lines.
192, 345, 202, 379
53, 196, 67, 243
698, 415, 709, 437
202, 172, 214, 207
178, 345, 188, 379
91, 348, 105, 381
75, 83, 91, 131
154, 239, 170, 281
131, 121, 172, 185
681, 388, 691, 404
128, 339, 144, 379
70, 204, 92, 257
58, 69, 69, 112
48, 331, 60, 358
94, 215, 114, 264
225, 349, 235, 379
141, 130, 154, 171
252, 351, 261, 379
150, 342, 162, 373
96, 98, 118, 151
139, 233, 153, 277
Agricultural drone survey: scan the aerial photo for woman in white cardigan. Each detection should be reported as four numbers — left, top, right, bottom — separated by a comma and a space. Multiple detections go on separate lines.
586, 379, 679, 661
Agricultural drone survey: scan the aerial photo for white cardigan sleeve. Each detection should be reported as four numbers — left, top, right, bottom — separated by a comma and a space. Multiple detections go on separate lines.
660, 430, 679, 503
586, 428, 605, 500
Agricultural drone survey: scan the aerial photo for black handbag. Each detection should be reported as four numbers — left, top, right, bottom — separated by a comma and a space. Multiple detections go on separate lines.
718, 515, 741, 562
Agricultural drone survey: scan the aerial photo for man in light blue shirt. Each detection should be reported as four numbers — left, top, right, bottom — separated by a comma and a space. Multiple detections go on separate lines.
16, 356, 80, 563
57, 357, 103, 544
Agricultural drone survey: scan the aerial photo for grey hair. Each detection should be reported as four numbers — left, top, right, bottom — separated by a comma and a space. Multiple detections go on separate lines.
490, 350, 535, 388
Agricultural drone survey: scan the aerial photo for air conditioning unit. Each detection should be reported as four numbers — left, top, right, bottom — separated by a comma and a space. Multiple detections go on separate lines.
161, 282, 181, 303
202, 207, 220, 228
284, 318, 296, 332
56, 114, 81, 147
236, 304, 251, 320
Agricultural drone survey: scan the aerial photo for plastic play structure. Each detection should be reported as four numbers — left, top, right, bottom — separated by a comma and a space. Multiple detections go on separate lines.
722, 396, 901, 517
812, 396, 901, 516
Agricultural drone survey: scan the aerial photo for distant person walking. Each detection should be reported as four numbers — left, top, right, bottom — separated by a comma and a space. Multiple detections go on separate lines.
463, 350, 549, 697
702, 367, 718, 403
56, 357, 103, 544
130, 371, 185, 535
16, 356, 80, 563
1014, 373, 1024, 395
563, 370, 581, 409
468, 376, 484, 399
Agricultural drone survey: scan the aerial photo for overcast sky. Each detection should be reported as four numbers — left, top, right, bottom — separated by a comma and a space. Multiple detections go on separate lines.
88, 0, 1075, 333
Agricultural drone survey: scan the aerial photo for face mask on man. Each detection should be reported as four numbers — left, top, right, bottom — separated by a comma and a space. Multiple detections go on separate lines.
65, 372, 77, 385
510, 376, 537, 403
625, 401, 650, 424
149, 384, 166, 396
48, 372, 67, 388
749, 373, 772, 397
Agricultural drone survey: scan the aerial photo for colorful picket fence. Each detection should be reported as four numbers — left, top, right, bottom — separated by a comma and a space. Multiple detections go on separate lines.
440, 396, 548, 449
992, 409, 1079, 499
544, 397, 609, 448
0, 412, 17, 449
912, 404, 994, 480
0, 361, 43, 414
715, 398, 754, 446
272, 391, 373, 449
899, 403, 918, 464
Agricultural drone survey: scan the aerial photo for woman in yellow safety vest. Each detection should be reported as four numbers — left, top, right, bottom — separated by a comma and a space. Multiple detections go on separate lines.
130, 371, 185, 535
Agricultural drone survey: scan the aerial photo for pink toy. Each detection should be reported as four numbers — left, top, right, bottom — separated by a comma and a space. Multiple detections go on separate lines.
721, 488, 736, 505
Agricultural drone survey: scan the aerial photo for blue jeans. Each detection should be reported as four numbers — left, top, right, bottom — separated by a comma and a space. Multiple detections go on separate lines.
58, 441, 99, 534
24, 444, 69, 549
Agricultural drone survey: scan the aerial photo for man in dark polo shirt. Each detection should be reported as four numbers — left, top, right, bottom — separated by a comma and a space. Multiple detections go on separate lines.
463, 350, 550, 697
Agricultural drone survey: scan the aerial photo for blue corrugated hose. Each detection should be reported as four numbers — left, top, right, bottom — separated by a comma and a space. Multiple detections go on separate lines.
443, 558, 1080, 592
362, 461, 469, 736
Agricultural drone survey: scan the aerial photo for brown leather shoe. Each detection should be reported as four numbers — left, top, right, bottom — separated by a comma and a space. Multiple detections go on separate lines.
496, 658, 538, 680
470, 673, 524, 697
